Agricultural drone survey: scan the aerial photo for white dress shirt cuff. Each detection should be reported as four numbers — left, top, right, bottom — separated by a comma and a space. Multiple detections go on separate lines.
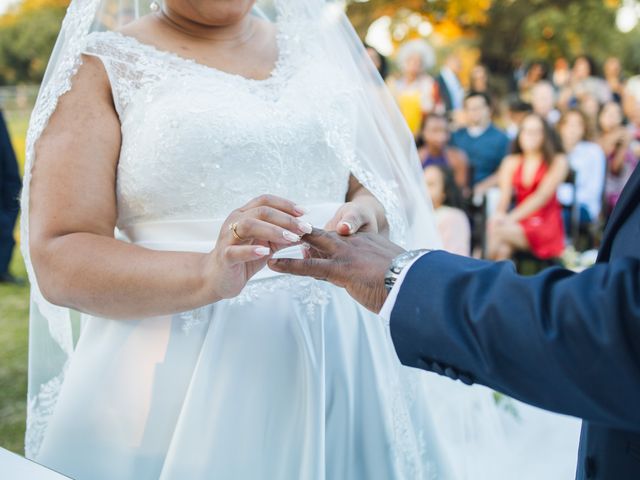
379, 251, 432, 323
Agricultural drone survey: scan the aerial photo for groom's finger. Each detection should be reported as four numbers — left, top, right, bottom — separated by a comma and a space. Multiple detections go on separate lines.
268, 257, 335, 282
301, 228, 341, 253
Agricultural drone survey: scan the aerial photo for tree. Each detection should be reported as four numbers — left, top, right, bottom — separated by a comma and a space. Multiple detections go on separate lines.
477, 0, 623, 74
0, 0, 68, 85
346, 0, 490, 38
346, 0, 635, 74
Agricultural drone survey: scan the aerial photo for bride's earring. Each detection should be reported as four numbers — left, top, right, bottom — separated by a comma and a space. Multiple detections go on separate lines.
150, 0, 160, 12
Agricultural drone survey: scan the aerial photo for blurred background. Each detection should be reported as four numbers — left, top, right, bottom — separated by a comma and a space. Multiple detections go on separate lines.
2, 0, 640, 456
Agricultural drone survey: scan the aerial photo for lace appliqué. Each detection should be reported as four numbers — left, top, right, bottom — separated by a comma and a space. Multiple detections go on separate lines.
178, 306, 207, 334
319, 92, 408, 248
82, 19, 293, 119
25, 366, 68, 459
229, 276, 331, 317
388, 369, 439, 480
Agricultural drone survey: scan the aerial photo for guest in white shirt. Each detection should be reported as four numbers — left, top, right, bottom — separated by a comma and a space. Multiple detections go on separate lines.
437, 54, 465, 116
556, 109, 606, 232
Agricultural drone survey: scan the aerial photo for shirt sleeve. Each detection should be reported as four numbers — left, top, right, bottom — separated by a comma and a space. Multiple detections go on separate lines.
379, 251, 432, 323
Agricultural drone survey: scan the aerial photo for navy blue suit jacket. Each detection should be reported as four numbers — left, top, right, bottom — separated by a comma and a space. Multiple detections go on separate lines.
390, 166, 640, 479
0, 109, 20, 222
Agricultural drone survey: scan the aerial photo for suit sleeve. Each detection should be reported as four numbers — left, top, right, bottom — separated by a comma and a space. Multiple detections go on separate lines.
0, 110, 21, 214
390, 251, 640, 432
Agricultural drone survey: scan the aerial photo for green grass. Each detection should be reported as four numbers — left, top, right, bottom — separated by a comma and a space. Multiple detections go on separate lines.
0, 110, 31, 455
0, 251, 29, 455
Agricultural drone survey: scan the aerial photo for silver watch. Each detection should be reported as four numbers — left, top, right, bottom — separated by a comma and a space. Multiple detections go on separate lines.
384, 249, 432, 293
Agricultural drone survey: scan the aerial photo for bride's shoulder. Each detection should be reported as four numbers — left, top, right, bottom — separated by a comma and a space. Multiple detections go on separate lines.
112, 15, 158, 45
84, 16, 155, 56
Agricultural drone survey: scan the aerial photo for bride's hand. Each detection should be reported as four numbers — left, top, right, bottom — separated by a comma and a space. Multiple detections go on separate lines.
325, 195, 386, 236
326, 176, 388, 236
204, 195, 312, 300
325, 201, 379, 235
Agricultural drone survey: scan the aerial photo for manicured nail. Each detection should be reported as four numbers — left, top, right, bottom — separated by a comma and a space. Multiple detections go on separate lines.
255, 246, 271, 257
297, 221, 313, 234
302, 242, 311, 250
283, 230, 301, 242
340, 222, 354, 234
294, 205, 308, 216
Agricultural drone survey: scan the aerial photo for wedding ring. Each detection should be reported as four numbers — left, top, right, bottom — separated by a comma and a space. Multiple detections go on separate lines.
229, 222, 244, 241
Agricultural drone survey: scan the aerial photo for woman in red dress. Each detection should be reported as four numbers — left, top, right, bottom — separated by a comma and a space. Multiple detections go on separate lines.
487, 113, 569, 261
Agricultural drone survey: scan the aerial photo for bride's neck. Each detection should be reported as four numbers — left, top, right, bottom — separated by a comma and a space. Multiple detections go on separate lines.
156, 7, 254, 43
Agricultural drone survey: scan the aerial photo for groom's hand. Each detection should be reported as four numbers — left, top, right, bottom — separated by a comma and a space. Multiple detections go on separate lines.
268, 229, 405, 313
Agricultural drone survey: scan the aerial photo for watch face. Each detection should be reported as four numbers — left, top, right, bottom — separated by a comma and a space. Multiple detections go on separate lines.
386, 250, 430, 293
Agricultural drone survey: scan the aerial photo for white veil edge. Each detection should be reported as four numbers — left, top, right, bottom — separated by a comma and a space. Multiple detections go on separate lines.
19, 0, 441, 459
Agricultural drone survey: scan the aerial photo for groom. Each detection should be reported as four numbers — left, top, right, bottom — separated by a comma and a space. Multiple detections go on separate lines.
269, 167, 640, 479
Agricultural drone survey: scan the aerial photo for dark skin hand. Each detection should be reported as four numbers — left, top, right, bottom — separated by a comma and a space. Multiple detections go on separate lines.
268, 228, 405, 313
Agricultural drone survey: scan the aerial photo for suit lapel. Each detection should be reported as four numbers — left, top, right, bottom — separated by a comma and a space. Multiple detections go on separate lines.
598, 165, 640, 261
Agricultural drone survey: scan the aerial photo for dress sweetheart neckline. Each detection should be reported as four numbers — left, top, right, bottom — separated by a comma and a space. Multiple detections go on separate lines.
94, 28, 287, 85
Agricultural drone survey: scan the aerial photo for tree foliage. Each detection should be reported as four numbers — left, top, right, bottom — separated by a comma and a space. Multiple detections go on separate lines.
477, 0, 623, 73
347, 0, 490, 37
0, 0, 68, 85
0, 0, 633, 85
346, 0, 636, 73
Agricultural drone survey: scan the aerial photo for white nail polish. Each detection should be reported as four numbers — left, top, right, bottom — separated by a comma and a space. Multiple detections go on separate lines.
298, 221, 313, 234
255, 246, 271, 256
283, 230, 301, 242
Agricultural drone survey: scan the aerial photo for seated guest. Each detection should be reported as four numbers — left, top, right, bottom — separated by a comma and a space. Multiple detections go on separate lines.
624, 76, 640, 158
487, 113, 568, 261
418, 114, 469, 194
558, 56, 612, 111
556, 109, 606, 232
365, 44, 389, 80
503, 97, 532, 140
469, 64, 491, 96
424, 165, 471, 256
531, 81, 561, 127
597, 101, 638, 216
436, 53, 465, 115
518, 61, 548, 103
578, 92, 601, 136
387, 40, 436, 137
551, 57, 571, 91
603, 56, 625, 104
451, 92, 511, 196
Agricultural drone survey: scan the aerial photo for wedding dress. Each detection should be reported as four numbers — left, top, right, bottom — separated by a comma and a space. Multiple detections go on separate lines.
20, 1, 581, 479
24, 6, 457, 480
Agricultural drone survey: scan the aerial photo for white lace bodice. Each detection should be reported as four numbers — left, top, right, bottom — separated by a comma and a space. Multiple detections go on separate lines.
82, 24, 355, 229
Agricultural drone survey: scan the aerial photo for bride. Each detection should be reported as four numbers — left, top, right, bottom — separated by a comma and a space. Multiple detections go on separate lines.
22, 0, 452, 478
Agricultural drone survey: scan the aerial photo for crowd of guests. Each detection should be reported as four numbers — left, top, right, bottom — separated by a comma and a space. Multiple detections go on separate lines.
376, 40, 640, 265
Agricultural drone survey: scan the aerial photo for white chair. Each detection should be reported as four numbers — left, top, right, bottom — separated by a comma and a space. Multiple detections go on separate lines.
0, 447, 71, 479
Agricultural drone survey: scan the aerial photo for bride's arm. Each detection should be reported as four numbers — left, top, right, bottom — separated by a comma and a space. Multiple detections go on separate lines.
324, 175, 388, 236
30, 56, 307, 320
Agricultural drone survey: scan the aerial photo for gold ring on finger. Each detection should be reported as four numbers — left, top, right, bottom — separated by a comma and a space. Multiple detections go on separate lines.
229, 222, 244, 241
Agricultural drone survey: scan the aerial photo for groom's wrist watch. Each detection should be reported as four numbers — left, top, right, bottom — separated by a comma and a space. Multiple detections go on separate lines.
384, 249, 432, 293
